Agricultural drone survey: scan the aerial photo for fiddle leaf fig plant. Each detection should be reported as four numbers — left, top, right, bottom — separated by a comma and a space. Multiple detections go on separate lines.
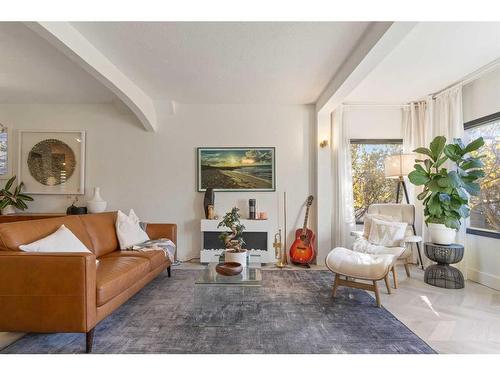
408, 136, 485, 230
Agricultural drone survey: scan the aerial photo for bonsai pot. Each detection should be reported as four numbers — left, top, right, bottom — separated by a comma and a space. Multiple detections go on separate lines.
224, 249, 247, 267
1, 205, 16, 215
428, 223, 456, 245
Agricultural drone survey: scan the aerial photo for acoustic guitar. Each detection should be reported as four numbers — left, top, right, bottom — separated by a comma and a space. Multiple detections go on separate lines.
289, 195, 315, 265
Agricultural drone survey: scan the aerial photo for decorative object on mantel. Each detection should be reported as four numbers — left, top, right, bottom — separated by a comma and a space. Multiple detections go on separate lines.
217, 207, 247, 267
197, 147, 276, 192
248, 198, 256, 219
0, 175, 34, 215
424, 242, 464, 289
215, 262, 243, 276
203, 187, 215, 219
408, 135, 485, 245
87, 187, 107, 213
66, 196, 87, 215
258, 211, 268, 220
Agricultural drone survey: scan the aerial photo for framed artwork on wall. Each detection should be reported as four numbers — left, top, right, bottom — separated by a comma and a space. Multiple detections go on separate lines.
0, 123, 11, 179
197, 147, 276, 192
18, 130, 86, 194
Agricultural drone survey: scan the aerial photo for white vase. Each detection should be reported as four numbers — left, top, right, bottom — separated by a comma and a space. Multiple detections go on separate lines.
1, 205, 16, 215
87, 187, 107, 213
224, 249, 248, 268
428, 223, 456, 245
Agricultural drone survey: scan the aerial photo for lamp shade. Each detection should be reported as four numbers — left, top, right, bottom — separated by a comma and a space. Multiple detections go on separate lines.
384, 153, 416, 179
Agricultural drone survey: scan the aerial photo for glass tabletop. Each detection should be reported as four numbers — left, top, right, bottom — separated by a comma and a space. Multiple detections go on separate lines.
195, 253, 262, 286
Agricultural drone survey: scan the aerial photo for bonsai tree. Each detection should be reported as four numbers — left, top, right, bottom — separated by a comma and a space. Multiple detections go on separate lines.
408, 135, 485, 230
0, 176, 34, 212
217, 207, 246, 252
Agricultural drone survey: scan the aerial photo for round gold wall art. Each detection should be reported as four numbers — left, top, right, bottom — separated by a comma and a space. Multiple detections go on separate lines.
27, 139, 76, 186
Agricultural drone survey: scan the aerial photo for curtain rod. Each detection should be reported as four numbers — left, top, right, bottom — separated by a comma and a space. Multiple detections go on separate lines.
343, 103, 410, 109
431, 57, 500, 99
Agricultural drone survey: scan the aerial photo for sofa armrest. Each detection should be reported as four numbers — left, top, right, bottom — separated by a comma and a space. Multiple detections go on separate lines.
145, 223, 177, 245
0, 251, 96, 333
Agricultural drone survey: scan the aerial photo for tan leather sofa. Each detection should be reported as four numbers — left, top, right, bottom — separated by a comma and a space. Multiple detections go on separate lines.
0, 212, 176, 353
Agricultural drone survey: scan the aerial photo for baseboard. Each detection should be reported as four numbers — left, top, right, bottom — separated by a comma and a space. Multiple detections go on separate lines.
0, 332, 25, 350
467, 268, 500, 291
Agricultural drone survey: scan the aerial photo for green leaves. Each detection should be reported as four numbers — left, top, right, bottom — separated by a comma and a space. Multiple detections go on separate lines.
413, 147, 433, 159
0, 176, 34, 211
464, 137, 484, 154
408, 170, 430, 185
408, 135, 486, 230
429, 136, 446, 161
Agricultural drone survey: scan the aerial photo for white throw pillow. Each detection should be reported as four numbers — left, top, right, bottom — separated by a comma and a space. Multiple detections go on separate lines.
362, 214, 394, 238
19, 225, 91, 253
368, 218, 407, 247
116, 209, 150, 249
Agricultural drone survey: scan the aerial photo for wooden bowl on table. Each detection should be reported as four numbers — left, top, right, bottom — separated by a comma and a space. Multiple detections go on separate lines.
215, 262, 243, 276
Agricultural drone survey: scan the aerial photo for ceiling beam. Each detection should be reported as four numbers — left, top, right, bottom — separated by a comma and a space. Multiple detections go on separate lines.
316, 22, 418, 115
25, 21, 158, 132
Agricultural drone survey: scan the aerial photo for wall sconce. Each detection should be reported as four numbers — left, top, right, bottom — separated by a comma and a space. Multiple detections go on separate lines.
319, 140, 329, 148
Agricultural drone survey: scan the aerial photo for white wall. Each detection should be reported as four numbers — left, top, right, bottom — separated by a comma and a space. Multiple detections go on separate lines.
0, 103, 315, 262
462, 67, 500, 290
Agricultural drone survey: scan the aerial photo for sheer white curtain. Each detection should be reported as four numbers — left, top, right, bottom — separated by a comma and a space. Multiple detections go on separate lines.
331, 106, 355, 248
403, 86, 466, 272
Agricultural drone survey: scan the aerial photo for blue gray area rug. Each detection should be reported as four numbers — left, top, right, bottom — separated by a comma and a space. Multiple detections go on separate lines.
1, 269, 435, 354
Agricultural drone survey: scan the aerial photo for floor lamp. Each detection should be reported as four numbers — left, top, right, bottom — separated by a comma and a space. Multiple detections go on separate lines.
384, 153, 425, 269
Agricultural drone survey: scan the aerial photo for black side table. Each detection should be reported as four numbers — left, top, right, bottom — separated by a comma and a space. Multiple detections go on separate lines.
424, 243, 464, 289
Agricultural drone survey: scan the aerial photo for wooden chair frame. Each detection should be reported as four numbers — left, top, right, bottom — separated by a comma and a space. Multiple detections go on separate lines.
326, 262, 399, 307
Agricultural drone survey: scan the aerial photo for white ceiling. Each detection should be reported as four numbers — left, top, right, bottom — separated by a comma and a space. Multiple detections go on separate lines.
71, 22, 371, 104
346, 22, 500, 103
0, 22, 114, 103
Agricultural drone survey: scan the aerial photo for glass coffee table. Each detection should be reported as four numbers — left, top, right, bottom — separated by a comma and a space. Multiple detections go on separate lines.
195, 253, 262, 286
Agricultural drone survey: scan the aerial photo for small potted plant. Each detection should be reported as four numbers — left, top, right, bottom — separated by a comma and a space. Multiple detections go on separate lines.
218, 207, 247, 267
408, 135, 485, 245
0, 176, 34, 215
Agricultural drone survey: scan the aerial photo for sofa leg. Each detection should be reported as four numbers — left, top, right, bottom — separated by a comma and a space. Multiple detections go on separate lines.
86, 328, 95, 353
167, 266, 171, 278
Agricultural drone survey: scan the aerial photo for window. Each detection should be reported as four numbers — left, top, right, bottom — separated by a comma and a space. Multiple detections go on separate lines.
350, 139, 403, 223
464, 112, 500, 237
0, 124, 7, 176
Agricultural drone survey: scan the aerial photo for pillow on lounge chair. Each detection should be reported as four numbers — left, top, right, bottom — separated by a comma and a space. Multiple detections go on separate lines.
362, 214, 394, 238
19, 224, 91, 253
368, 218, 407, 247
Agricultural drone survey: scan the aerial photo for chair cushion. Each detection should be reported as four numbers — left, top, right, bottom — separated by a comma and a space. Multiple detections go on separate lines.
326, 247, 399, 280
101, 250, 169, 271
96, 256, 149, 306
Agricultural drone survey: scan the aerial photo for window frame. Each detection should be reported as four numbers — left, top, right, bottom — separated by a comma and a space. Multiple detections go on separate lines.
463, 111, 500, 239
350, 138, 403, 224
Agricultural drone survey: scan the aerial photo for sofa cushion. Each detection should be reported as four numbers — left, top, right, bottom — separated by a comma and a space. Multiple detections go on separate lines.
101, 250, 169, 271
80, 212, 119, 257
96, 256, 149, 306
0, 216, 93, 252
